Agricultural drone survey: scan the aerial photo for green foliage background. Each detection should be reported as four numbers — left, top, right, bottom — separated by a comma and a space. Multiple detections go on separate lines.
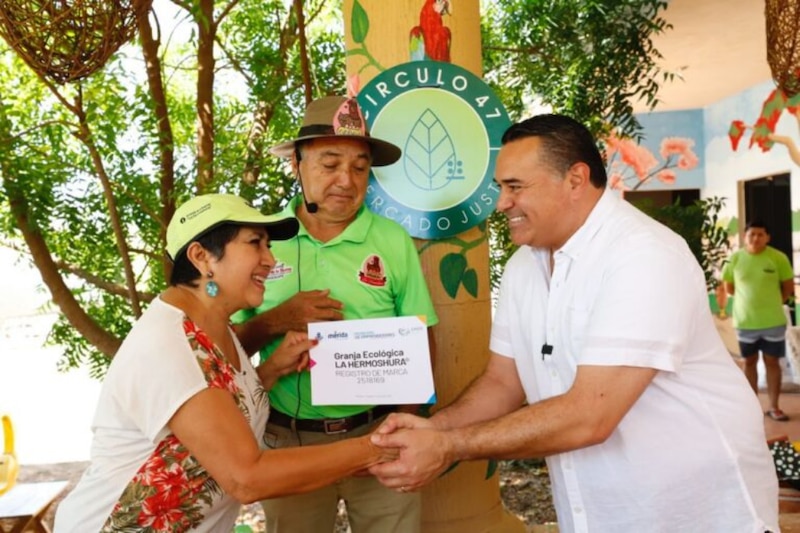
0, 0, 672, 375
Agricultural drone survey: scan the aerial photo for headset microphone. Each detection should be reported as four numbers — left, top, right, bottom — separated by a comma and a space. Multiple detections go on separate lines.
295, 145, 318, 214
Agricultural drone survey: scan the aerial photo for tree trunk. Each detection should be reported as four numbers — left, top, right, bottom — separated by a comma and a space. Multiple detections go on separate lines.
344, 1, 526, 531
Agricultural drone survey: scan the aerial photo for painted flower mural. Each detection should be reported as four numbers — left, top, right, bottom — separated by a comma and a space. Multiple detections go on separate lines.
606, 134, 699, 191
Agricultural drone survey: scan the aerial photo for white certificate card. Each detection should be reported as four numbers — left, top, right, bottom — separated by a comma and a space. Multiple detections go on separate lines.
308, 316, 435, 405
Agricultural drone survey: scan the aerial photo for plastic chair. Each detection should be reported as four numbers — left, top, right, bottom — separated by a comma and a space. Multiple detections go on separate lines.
0, 414, 19, 496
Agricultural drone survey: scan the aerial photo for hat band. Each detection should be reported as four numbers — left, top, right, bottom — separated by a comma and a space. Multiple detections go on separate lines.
297, 124, 371, 138
298, 124, 335, 137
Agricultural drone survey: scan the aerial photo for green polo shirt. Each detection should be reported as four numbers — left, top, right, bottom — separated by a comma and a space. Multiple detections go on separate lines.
722, 245, 793, 329
233, 197, 438, 419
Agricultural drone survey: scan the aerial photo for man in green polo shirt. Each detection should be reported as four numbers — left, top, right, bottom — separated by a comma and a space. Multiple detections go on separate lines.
722, 219, 794, 421
233, 95, 438, 533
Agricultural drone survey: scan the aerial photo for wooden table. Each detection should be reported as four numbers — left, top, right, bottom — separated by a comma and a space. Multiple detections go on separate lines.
0, 482, 68, 533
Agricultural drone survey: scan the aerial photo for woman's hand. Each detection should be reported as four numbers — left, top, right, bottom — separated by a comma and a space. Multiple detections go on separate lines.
362, 434, 400, 466
256, 331, 317, 389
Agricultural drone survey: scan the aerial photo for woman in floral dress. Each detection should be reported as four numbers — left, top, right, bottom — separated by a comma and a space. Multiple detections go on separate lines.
54, 194, 398, 532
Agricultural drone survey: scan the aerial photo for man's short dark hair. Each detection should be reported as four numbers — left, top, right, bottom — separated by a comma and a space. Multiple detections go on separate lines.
744, 219, 770, 235
501, 114, 607, 188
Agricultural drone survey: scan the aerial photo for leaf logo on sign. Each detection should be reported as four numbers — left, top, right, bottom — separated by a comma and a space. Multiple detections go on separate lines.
404, 109, 463, 191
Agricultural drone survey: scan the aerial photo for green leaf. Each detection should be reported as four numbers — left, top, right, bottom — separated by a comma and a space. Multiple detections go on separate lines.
462, 268, 478, 298
440, 253, 467, 298
351, 0, 370, 44
485, 459, 498, 480
441, 461, 460, 477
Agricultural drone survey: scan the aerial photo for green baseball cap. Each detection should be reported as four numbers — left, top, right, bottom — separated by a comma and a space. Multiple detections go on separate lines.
166, 194, 299, 260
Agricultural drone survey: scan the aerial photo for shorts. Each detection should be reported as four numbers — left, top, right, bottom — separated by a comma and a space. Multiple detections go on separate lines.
737, 326, 787, 358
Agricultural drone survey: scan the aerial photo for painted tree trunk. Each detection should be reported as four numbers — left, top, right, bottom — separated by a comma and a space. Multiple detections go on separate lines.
344, 1, 526, 531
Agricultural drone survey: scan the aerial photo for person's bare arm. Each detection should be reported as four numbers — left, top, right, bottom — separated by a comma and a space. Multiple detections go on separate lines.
370, 360, 656, 491
449, 363, 657, 459
168, 388, 397, 504
233, 289, 344, 355
723, 281, 735, 296
378, 353, 524, 428
432, 353, 526, 429
782, 278, 795, 304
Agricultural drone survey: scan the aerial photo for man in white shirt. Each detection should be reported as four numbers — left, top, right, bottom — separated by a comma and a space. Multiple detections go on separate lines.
369, 114, 779, 532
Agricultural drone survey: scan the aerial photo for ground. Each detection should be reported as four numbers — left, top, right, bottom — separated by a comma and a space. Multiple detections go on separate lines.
6, 459, 556, 531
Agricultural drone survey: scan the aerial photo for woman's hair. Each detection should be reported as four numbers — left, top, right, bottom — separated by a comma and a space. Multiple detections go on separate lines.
169, 224, 242, 287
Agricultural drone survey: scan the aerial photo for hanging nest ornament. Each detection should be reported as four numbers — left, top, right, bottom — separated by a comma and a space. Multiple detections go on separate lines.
766, 0, 800, 97
0, 0, 152, 84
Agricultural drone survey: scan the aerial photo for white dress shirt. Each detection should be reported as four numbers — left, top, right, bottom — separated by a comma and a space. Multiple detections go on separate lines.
491, 190, 778, 532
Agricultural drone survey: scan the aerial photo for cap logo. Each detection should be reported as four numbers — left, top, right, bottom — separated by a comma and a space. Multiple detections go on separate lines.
184, 203, 212, 222
333, 98, 366, 137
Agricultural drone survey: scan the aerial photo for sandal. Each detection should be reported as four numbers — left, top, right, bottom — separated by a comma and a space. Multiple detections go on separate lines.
766, 409, 790, 422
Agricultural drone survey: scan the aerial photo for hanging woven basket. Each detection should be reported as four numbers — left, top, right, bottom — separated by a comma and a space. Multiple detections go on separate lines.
766, 0, 800, 97
0, 0, 152, 84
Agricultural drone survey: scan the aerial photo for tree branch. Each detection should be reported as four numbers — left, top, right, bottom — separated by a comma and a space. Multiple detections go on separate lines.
54, 260, 156, 303
768, 133, 800, 167
294, 0, 313, 105
195, 0, 217, 191
137, 3, 177, 280
0, 181, 121, 357
71, 102, 143, 318
242, 5, 301, 185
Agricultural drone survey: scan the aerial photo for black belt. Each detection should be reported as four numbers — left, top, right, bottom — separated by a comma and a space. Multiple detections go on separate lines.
268, 405, 397, 435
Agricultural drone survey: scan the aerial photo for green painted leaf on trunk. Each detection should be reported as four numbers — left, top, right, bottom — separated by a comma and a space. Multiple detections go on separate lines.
351, 0, 370, 44
462, 268, 478, 297
440, 253, 467, 298
485, 459, 498, 480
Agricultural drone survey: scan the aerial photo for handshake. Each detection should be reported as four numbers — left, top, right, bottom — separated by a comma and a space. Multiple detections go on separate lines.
365, 412, 458, 493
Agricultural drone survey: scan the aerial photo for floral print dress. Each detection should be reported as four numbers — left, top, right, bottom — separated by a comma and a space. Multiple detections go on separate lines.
53, 298, 270, 533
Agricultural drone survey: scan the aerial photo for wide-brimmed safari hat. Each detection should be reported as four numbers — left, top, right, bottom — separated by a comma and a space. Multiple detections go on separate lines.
166, 194, 299, 260
269, 96, 401, 167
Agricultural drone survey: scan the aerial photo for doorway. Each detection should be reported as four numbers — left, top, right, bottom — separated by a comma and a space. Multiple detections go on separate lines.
742, 173, 794, 322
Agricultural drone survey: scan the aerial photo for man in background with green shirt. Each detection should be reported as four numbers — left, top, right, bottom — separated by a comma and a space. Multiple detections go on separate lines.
233, 95, 438, 533
723, 219, 794, 421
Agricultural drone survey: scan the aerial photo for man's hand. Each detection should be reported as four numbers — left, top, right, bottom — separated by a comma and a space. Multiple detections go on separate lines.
236, 289, 344, 355
373, 412, 434, 435
368, 413, 453, 492
275, 289, 344, 332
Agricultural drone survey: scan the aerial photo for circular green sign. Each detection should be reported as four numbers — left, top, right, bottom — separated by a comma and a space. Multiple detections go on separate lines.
358, 61, 511, 239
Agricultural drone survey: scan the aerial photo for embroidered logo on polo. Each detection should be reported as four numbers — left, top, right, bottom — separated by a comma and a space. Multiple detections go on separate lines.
267, 261, 293, 281
358, 254, 387, 287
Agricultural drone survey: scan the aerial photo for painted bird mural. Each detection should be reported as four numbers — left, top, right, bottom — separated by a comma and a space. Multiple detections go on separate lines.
410, 0, 452, 62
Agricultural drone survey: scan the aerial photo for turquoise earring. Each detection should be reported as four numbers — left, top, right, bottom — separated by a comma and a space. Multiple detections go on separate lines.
205, 272, 219, 298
